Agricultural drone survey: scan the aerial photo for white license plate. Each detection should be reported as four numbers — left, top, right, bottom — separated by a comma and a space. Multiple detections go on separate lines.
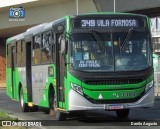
105, 104, 123, 110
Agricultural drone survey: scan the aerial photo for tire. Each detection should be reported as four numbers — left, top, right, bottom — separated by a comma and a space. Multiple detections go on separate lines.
20, 88, 29, 112
49, 90, 66, 121
31, 105, 39, 112
116, 109, 130, 118
81, 111, 88, 119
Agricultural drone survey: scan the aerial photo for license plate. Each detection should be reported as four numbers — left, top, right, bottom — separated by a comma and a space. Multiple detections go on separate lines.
105, 104, 123, 110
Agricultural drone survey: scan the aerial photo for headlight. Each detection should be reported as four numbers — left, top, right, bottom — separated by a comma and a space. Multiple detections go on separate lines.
145, 80, 153, 93
71, 83, 83, 95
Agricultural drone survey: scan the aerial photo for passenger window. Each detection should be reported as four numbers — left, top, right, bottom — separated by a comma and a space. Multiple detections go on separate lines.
32, 49, 41, 65
41, 31, 52, 64
16, 40, 21, 66
21, 40, 25, 66
33, 34, 41, 49
32, 34, 41, 65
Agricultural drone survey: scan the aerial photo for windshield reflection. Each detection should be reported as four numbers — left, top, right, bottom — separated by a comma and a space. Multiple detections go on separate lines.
69, 32, 151, 72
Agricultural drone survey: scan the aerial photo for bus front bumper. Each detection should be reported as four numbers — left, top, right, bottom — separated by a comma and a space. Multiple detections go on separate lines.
68, 87, 154, 111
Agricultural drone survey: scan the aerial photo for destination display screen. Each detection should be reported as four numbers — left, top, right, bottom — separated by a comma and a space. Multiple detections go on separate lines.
73, 17, 146, 28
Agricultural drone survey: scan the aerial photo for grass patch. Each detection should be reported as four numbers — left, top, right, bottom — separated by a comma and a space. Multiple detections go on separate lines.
0, 112, 18, 121
0, 112, 28, 129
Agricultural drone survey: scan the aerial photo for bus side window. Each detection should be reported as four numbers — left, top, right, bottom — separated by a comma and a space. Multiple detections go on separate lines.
41, 31, 52, 64
33, 34, 41, 49
21, 40, 25, 66
32, 34, 41, 65
16, 40, 21, 66
7, 44, 11, 67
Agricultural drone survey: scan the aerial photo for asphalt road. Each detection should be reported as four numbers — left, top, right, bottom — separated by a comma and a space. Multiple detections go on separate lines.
0, 89, 160, 129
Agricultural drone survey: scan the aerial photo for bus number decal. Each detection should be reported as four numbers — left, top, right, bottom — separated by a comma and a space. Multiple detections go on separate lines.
121, 92, 136, 97
81, 20, 95, 27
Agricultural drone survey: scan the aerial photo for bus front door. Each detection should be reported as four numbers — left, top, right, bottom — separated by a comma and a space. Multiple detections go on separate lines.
55, 34, 66, 108
11, 46, 16, 99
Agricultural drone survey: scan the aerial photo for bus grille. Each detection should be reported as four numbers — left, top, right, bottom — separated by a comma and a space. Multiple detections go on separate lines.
84, 95, 143, 104
84, 79, 143, 85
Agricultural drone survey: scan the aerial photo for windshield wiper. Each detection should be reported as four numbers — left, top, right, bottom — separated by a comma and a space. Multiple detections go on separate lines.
90, 30, 106, 52
120, 28, 133, 52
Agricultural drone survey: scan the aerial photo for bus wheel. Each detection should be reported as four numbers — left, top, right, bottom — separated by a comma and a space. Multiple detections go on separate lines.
20, 89, 29, 112
116, 109, 130, 118
49, 92, 66, 121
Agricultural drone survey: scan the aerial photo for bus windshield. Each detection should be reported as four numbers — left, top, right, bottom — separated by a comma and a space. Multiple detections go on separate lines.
69, 31, 152, 72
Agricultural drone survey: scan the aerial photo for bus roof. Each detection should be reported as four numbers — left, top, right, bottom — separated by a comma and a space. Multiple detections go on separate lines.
25, 23, 47, 36
6, 33, 25, 44
12, 33, 25, 40
44, 17, 66, 31
6, 38, 12, 44
25, 17, 66, 36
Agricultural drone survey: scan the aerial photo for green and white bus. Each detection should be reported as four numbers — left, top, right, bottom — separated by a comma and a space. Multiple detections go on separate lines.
6, 13, 154, 120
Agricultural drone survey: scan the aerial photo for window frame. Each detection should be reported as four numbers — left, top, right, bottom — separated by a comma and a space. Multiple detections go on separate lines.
16, 40, 22, 67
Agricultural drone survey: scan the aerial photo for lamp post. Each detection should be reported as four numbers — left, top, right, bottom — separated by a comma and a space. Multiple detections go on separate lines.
114, 0, 115, 13
76, 0, 79, 15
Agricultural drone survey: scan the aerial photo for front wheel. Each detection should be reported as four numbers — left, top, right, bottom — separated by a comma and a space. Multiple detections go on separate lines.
20, 88, 29, 112
49, 90, 66, 121
116, 109, 130, 118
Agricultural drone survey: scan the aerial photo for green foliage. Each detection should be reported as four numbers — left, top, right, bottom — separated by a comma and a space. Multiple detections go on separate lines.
0, 111, 18, 126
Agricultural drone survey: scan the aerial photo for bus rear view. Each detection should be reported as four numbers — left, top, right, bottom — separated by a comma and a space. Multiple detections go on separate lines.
67, 13, 154, 118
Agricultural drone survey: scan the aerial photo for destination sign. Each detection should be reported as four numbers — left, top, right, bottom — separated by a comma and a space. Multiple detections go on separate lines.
81, 19, 137, 27
73, 17, 145, 28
